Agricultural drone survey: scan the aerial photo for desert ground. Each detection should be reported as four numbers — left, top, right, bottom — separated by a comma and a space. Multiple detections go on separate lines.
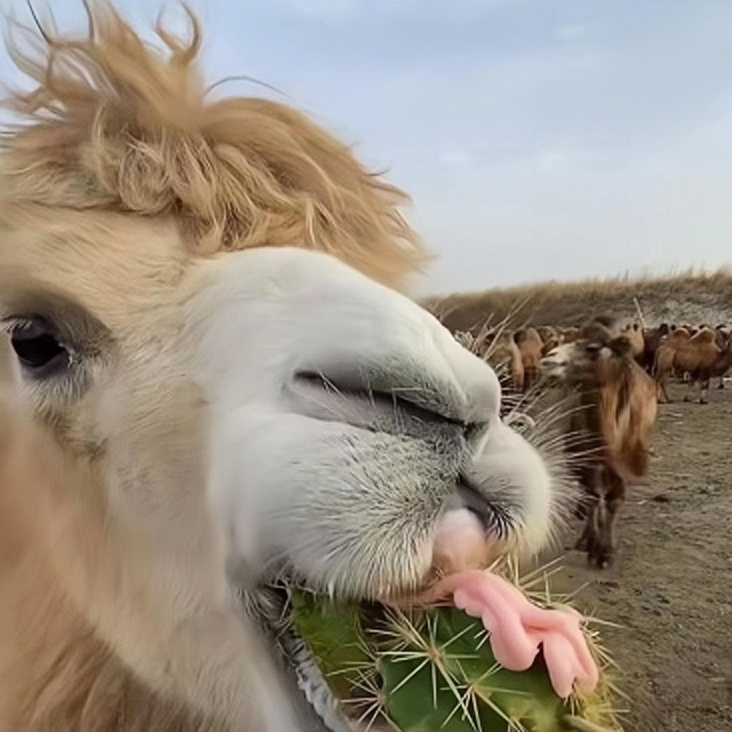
541, 381, 732, 732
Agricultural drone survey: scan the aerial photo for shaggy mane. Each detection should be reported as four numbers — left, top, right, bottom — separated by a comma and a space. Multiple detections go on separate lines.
0, 1, 429, 287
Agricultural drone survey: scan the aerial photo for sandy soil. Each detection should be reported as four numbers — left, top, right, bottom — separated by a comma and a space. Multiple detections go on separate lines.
543, 382, 732, 732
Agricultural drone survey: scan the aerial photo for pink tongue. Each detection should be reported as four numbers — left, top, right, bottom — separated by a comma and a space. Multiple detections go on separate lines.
417, 570, 599, 699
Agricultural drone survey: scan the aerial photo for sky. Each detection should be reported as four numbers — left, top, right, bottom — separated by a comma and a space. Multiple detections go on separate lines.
0, 0, 730, 296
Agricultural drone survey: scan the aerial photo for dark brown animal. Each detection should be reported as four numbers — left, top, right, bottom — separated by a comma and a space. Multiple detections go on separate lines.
541, 318, 658, 568
638, 323, 670, 374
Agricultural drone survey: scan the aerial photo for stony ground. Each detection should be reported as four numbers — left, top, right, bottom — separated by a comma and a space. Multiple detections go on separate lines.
543, 382, 732, 732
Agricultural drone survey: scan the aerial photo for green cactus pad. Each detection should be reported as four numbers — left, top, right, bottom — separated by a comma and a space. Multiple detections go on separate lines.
289, 574, 622, 732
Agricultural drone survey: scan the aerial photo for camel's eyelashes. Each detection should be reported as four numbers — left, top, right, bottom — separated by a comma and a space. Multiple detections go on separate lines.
9, 318, 70, 376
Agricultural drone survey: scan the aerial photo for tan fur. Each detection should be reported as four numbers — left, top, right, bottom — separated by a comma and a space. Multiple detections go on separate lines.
595, 351, 657, 480
621, 322, 645, 360
0, 396, 218, 732
513, 327, 543, 391
474, 326, 524, 392
2, 2, 428, 290
560, 322, 658, 568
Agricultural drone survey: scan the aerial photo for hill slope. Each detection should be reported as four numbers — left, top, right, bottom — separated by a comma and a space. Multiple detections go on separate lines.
422, 268, 732, 333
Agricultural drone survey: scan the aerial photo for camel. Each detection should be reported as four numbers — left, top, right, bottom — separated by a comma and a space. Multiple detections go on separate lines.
638, 322, 670, 374
472, 324, 525, 393
559, 326, 581, 344
0, 5, 568, 732
714, 324, 731, 389
540, 318, 658, 569
536, 325, 564, 356
654, 326, 732, 404
621, 322, 645, 364
513, 327, 544, 391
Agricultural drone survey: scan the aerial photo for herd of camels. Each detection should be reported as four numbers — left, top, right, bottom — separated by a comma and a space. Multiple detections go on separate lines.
453, 319, 732, 405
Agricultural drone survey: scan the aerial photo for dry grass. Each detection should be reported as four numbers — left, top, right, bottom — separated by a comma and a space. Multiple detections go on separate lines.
422, 266, 732, 333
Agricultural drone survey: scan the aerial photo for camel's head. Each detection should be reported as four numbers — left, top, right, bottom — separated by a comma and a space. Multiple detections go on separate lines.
0, 5, 569, 730
541, 318, 634, 385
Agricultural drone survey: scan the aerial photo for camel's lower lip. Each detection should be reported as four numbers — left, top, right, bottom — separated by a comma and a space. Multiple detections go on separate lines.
375, 575, 466, 611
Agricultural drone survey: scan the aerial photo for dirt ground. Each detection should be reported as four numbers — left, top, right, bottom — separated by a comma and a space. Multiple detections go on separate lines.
542, 381, 732, 732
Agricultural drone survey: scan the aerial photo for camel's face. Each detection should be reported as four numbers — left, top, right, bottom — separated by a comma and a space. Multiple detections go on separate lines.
1, 202, 561, 589
541, 329, 633, 386
540, 343, 577, 380
0, 201, 564, 729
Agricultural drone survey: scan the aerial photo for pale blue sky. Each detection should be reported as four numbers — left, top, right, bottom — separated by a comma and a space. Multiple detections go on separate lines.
1, 0, 731, 295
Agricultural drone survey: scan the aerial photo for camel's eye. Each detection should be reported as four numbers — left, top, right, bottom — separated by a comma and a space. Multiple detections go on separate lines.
9, 318, 70, 376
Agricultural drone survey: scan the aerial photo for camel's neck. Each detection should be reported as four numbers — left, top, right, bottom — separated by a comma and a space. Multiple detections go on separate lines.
0, 413, 217, 732
0, 409, 341, 732
0, 602, 218, 732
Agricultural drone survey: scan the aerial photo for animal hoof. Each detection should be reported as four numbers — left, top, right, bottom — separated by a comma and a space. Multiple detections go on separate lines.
588, 553, 612, 570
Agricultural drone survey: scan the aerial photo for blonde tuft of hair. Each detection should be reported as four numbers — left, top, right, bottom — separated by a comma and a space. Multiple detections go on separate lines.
1, 1, 431, 288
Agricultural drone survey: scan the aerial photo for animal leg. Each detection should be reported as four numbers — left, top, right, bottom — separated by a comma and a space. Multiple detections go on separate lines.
595, 496, 623, 570
574, 468, 598, 552
718, 377, 725, 390
579, 499, 605, 567
574, 521, 591, 552
656, 376, 670, 404
699, 377, 710, 405
573, 493, 589, 521
523, 366, 539, 392
585, 469, 623, 570
683, 378, 696, 403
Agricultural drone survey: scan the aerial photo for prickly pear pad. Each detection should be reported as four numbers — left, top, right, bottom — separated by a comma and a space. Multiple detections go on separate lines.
289, 563, 622, 732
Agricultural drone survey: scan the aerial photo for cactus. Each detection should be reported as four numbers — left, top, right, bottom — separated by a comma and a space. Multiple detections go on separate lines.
289, 560, 623, 732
